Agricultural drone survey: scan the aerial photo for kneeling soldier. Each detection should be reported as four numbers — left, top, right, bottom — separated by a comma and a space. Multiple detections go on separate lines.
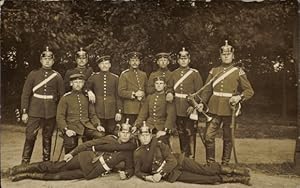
57, 73, 105, 154
134, 123, 251, 185
10, 121, 137, 181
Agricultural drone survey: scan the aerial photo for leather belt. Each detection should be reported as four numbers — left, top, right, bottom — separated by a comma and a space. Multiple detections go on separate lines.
175, 93, 188, 99
213, 91, 233, 97
99, 156, 111, 171
33, 93, 54, 99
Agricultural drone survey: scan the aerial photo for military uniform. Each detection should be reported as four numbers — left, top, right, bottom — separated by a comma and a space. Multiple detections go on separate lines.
20, 48, 65, 164
168, 50, 203, 157
57, 88, 104, 154
134, 138, 250, 185
64, 67, 93, 92
146, 68, 172, 95
87, 71, 122, 135
118, 67, 147, 125
11, 135, 136, 181
201, 41, 254, 164
135, 92, 176, 145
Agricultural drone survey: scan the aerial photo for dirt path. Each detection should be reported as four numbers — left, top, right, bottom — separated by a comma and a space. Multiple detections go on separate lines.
1, 125, 300, 188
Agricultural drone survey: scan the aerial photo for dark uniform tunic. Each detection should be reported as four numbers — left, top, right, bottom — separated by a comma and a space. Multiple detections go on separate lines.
87, 71, 123, 134
64, 67, 93, 92
118, 68, 147, 124
134, 138, 222, 184
200, 64, 254, 164
56, 90, 104, 153
20, 68, 64, 162
168, 67, 203, 156
146, 68, 172, 95
14, 135, 136, 181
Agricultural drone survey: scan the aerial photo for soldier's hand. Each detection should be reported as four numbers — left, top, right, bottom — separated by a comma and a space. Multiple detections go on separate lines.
152, 173, 162, 182
145, 175, 155, 182
65, 129, 76, 137
131, 126, 137, 134
115, 113, 122, 122
156, 131, 166, 138
118, 170, 127, 180
64, 153, 73, 162
166, 93, 174, 102
186, 106, 194, 115
135, 90, 145, 98
21, 113, 29, 124
96, 125, 105, 132
195, 103, 204, 112
87, 90, 96, 104
229, 95, 242, 106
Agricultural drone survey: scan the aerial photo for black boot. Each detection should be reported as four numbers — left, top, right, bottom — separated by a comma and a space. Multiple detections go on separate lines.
11, 172, 45, 182
21, 139, 36, 164
221, 140, 232, 165
10, 162, 43, 176
43, 137, 52, 161
220, 165, 250, 177
220, 175, 251, 186
205, 142, 216, 164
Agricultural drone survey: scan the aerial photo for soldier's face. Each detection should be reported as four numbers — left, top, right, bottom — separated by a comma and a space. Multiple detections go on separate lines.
221, 52, 234, 64
118, 130, 131, 143
129, 58, 140, 69
76, 56, 88, 68
71, 79, 85, 91
154, 80, 166, 92
157, 57, 169, 69
98, 60, 111, 72
40, 57, 54, 69
138, 133, 152, 145
178, 56, 190, 67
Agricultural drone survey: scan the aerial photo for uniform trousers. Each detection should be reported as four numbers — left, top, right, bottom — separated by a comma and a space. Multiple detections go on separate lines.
100, 118, 117, 135
176, 116, 196, 157
204, 116, 232, 164
176, 157, 221, 184
22, 117, 56, 162
63, 128, 104, 154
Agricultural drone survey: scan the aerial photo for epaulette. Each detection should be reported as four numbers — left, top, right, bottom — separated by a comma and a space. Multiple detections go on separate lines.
111, 73, 119, 77
190, 68, 199, 72
121, 69, 129, 74
63, 92, 72, 97
108, 134, 118, 139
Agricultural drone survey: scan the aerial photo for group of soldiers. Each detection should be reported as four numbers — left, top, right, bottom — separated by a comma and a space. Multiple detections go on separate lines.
10, 40, 254, 185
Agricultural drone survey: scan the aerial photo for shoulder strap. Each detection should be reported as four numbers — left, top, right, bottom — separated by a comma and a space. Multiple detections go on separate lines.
212, 67, 238, 88
32, 72, 58, 93
173, 69, 194, 90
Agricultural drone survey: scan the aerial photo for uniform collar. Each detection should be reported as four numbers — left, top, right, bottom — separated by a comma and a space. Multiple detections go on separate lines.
179, 66, 189, 70
129, 67, 139, 71
41, 67, 52, 72
220, 63, 233, 68
71, 90, 83, 94
158, 68, 169, 72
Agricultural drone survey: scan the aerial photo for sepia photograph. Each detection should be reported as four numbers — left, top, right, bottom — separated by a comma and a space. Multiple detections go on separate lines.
1, 0, 299, 187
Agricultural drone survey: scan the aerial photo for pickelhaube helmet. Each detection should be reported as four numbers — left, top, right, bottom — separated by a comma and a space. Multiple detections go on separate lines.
96, 55, 111, 64
76, 47, 88, 59
41, 46, 54, 59
177, 47, 190, 59
118, 118, 132, 133
220, 40, 234, 54
138, 121, 151, 134
69, 73, 86, 81
126, 51, 142, 60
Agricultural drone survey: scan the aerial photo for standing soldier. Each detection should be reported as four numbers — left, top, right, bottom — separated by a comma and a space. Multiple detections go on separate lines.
57, 73, 105, 154
200, 40, 254, 165
146, 52, 172, 95
20, 47, 65, 164
134, 123, 251, 185
169, 47, 203, 158
64, 48, 93, 92
118, 52, 147, 125
134, 76, 176, 146
86, 55, 122, 135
